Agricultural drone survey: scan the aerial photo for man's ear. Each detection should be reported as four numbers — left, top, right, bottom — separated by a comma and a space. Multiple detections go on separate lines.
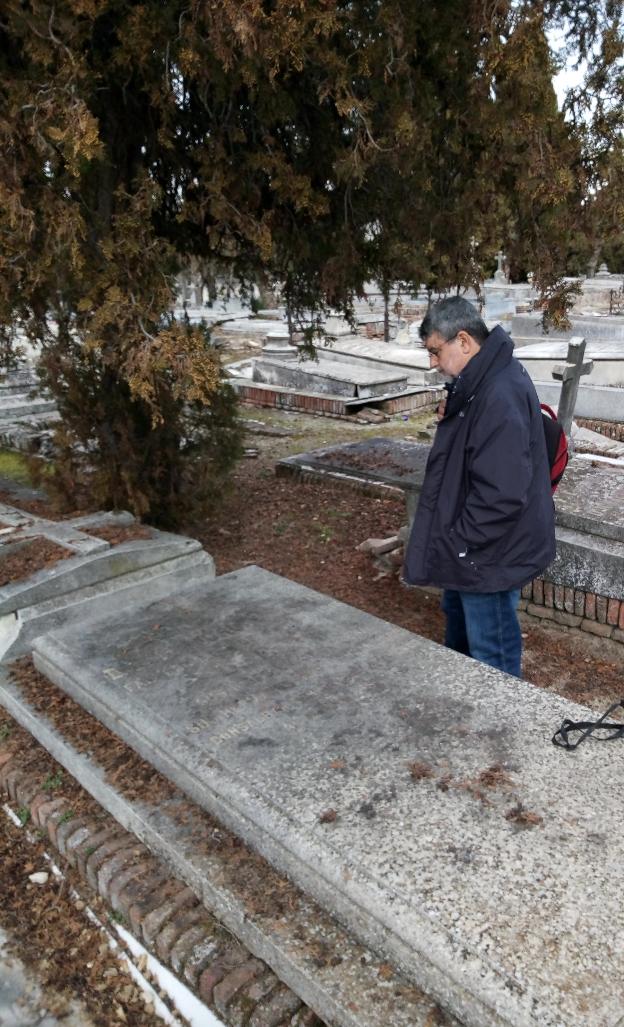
458, 330, 480, 353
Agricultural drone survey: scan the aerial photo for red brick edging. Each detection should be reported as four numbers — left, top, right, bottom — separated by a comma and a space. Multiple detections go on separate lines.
520, 579, 624, 642
0, 751, 322, 1027
576, 417, 624, 443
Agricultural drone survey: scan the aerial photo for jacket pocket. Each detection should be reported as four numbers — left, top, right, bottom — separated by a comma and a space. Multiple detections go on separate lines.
431, 530, 484, 588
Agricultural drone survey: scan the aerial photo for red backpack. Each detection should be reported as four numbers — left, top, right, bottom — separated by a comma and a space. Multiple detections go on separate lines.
541, 403, 569, 494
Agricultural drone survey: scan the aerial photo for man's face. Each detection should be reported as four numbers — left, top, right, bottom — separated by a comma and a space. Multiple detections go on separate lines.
424, 330, 477, 377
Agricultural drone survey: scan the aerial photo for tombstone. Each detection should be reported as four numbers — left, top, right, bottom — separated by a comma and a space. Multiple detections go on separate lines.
0, 504, 214, 662
262, 325, 298, 360
21, 562, 624, 1027
552, 336, 594, 435
595, 261, 612, 279
252, 355, 408, 398
493, 250, 508, 283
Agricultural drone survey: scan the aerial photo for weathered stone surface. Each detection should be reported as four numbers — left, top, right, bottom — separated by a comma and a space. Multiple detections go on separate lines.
553, 610, 582, 628
0, 532, 211, 618
31, 565, 624, 1027
0, 530, 215, 663
526, 603, 555, 620
553, 460, 624, 544
581, 619, 614, 637
252, 356, 408, 399
544, 526, 624, 601
0, 660, 483, 1027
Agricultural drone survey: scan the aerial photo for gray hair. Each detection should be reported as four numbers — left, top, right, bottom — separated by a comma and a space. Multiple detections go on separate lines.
419, 296, 489, 345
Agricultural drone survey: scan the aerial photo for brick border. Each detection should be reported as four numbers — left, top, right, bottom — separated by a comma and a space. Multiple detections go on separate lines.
236, 386, 442, 419
0, 752, 324, 1027
576, 417, 624, 443
520, 578, 624, 643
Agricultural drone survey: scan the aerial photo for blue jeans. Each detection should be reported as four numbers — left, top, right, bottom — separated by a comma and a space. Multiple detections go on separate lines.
442, 588, 522, 677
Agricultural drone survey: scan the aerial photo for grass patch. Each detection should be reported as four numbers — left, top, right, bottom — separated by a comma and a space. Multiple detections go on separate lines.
0, 449, 32, 484
42, 770, 63, 792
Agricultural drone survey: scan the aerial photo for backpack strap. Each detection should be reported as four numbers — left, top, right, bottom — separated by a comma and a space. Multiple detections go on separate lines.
540, 403, 558, 421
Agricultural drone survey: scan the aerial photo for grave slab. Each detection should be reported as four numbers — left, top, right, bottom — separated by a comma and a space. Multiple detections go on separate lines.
277, 437, 430, 521
0, 506, 215, 662
0, 394, 56, 420
515, 345, 624, 387
252, 356, 408, 398
511, 313, 624, 345
533, 380, 624, 423
317, 337, 430, 381
32, 565, 624, 1027
278, 438, 624, 544
0, 663, 460, 1027
553, 459, 624, 543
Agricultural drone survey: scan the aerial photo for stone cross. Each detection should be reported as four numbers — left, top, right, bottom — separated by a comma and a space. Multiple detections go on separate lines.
552, 336, 594, 436
493, 250, 507, 282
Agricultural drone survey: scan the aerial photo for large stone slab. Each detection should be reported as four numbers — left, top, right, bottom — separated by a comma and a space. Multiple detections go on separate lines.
554, 460, 624, 543
0, 506, 215, 661
0, 663, 460, 1027
277, 437, 430, 519
252, 356, 408, 398
317, 337, 430, 382
516, 347, 624, 387
511, 313, 624, 344
0, 394, 56, 420
32, 566, 624, 1027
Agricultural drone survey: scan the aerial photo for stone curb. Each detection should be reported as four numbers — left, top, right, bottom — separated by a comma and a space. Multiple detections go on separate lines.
0, 749, 323, 1027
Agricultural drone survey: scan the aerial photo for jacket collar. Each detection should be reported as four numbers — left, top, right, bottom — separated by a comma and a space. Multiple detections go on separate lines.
445, 325, 514, 417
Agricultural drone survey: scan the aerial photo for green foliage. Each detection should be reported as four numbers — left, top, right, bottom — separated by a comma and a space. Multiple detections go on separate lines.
17, 806, 30, 826
317, 525, 333, 544
0, 724, 12, 741
43, 770, 64, 792
31, 325, 244, 527
0, 450, 32, 485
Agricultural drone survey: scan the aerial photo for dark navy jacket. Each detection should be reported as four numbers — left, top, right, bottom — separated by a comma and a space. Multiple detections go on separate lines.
403, 325, 555, 593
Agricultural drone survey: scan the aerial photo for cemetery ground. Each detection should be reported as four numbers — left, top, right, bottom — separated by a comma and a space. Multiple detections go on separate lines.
2, 401, 624, 1024
201, 406, 624, 712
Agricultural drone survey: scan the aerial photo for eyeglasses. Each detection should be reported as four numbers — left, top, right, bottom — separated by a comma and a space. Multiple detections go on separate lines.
425, 334, 459, 359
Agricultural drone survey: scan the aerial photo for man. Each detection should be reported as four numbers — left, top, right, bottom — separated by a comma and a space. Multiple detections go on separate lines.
403, 295, 555, 677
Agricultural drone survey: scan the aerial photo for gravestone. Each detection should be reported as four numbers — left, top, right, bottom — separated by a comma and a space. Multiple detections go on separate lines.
261, 325, 298, 360
277, 437, 430, 522
0, 504, 214, 662
30, 564, 624, 1027
252, 356, 408, 399
552, 336, 594, 435
493, 250, 508, 283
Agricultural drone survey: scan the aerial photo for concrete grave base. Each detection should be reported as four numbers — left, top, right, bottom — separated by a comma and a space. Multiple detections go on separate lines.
31, 565, 624, 1027
0, 663, 460, 1027
252, 356, 408, 398
0, 506, 215, 662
